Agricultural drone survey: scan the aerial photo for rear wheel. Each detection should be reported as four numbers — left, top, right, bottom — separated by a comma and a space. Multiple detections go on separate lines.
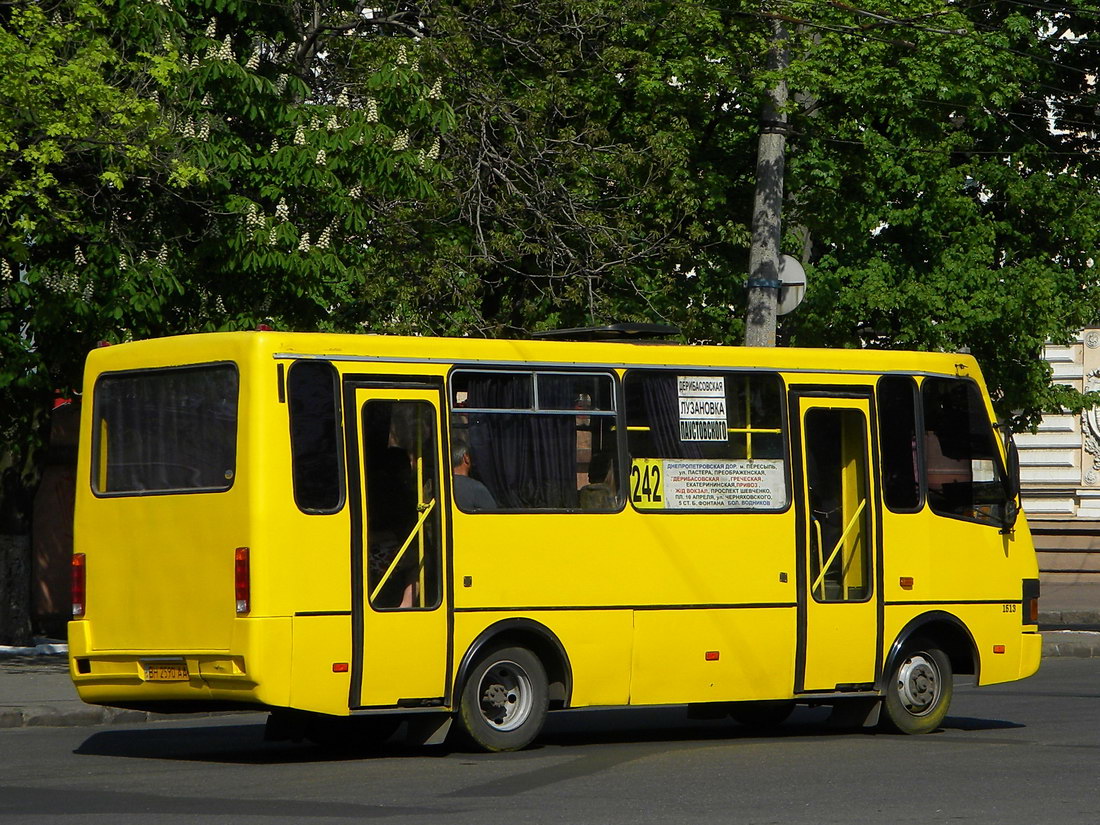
881, 640, 953, 734
456, 645, 548, 752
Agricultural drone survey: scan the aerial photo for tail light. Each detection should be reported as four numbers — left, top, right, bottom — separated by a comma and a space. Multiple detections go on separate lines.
1023, 578, 1040, 625
235, 547, 251, 615
72, 554, 86, 618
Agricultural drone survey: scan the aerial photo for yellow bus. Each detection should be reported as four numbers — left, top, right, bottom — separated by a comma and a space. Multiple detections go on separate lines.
69, 327, 1041, 750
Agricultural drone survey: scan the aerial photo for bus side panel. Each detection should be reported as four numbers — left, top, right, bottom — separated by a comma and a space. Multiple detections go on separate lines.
920, 519, 1038, 604
288, 615, 354, 714
451, 512, 795, 614
452, 610, 633, 709
882, 604, 1040, 687
629, 608, 796, 705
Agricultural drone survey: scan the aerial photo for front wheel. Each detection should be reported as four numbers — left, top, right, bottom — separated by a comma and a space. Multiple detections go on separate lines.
881, 640, 953, 734
455, 645, 549, 752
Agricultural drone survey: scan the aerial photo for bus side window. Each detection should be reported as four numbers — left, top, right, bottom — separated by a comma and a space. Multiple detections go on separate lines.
877, 375, 921, 512
921, 377, 1005, 526
449, 370, 620, 511
623, 370, 787, 511
287, 360, 344, 514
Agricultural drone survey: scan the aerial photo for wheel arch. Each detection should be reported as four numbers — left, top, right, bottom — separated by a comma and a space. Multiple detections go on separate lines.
880, 611, 979, 690
454, 619, 573, 709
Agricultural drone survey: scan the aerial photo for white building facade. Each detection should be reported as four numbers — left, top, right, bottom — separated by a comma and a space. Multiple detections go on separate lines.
1016, 328, 1100, 581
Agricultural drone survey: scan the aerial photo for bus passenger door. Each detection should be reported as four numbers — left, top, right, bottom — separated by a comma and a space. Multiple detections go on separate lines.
792, 392, 881, 693
348, 383, 450, 708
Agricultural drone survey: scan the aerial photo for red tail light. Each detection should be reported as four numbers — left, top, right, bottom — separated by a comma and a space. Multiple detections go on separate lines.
72, 553, 86, 618
235, 547, 250, 615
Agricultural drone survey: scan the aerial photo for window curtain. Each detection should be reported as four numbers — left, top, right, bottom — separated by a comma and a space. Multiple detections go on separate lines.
641, 375, 703, 459
467, 375, 577, 509
100, 368, 237, 492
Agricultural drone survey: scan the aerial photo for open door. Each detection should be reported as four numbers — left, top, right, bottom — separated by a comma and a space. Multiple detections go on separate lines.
793, 391, 881, 693
348, 382, 450, 708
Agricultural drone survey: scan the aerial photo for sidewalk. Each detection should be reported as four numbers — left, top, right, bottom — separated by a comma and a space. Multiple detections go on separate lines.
2, 581, 1098, 731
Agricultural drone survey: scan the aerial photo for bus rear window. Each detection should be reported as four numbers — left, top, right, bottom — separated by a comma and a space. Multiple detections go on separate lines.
92, 364, 239, 495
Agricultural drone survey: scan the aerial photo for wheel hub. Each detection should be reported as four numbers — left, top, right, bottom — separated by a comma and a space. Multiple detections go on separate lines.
477, 662, 532, 731
481, 683, 510, 711
896, 653, 939, 716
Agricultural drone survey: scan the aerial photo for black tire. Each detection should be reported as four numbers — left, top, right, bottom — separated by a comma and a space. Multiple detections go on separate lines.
881, 640, 953, 734
455, 645, 549, 752
728, 699, 796, 729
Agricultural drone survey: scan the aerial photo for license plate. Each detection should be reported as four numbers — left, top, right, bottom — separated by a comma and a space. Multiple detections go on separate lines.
142, 660, 189, 682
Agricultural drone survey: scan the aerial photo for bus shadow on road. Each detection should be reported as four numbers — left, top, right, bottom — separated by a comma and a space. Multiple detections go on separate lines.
73, 705, 1026, 765
939, 715, 1025, 733
74, 721, 431, 765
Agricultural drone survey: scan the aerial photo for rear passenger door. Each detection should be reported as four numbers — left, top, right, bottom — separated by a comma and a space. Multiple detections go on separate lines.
791, 388, 882, 693
346, 380, 450, 709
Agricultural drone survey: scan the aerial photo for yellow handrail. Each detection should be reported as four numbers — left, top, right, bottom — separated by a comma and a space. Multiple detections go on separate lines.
813, 517, 824, 592
369, 498, 437, 604
811, 498, 867, 598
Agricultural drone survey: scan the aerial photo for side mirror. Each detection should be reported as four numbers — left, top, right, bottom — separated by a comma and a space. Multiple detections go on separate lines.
1004, 437, 1021, 501
1001, 437, 1021, 533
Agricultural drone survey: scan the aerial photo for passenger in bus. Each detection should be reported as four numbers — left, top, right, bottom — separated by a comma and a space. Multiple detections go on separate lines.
367, 446, 420, 607
578, 450, 618, 511
452, 440, 497, 510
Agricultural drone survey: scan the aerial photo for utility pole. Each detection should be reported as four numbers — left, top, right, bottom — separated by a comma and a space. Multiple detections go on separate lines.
744, 17, 790, 348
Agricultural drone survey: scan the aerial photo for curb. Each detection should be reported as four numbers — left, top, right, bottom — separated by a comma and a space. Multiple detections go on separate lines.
1041, 630, 1100, 658
1039, 610, 1100, 628
0, 704, 184, 730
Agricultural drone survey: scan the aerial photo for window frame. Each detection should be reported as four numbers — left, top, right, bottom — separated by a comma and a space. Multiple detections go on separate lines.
287, 359, 346, 515
876, 374, 925, 515
90, 361, 240, 498
919, 375, 1011, 528
362, 397, 444, 612
622, 368, 791, 515
448, 367, 623, 514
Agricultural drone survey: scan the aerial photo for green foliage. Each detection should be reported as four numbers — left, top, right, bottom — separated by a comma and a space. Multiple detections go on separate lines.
0, 0, 451, 525
775, 0, 1100, 427
2, 0, 1098, 526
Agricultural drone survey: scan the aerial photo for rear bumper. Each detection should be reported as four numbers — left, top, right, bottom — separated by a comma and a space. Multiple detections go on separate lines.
68, 617, 291, 710
1021, 631, 1042, 678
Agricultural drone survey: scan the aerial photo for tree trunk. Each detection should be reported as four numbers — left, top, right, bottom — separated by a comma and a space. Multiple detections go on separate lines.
744, 18, 789, 348
0, 534, 33, 646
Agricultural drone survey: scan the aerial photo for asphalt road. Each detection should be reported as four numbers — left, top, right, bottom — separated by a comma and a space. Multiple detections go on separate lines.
1, 657, 1097, 824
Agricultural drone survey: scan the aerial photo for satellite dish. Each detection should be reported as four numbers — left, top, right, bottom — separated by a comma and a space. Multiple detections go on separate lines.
776, 255, 807, 316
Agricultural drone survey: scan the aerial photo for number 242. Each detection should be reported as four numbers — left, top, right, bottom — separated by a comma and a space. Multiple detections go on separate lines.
630, 464, 662, 503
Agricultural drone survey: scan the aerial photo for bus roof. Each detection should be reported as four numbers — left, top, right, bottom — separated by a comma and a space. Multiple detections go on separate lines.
84, 331, 982, 381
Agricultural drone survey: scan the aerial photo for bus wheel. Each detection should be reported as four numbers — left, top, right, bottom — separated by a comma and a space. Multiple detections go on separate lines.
881, 640, 953, 735
728, 700, 796, 729
456, 645, 548, 752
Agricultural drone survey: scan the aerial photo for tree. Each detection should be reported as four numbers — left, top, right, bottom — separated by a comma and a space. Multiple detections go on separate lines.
404, 1, 1100, 430
0, 0, 452, 529
776, 1, 1100, 425
3, 0, 1098, 533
